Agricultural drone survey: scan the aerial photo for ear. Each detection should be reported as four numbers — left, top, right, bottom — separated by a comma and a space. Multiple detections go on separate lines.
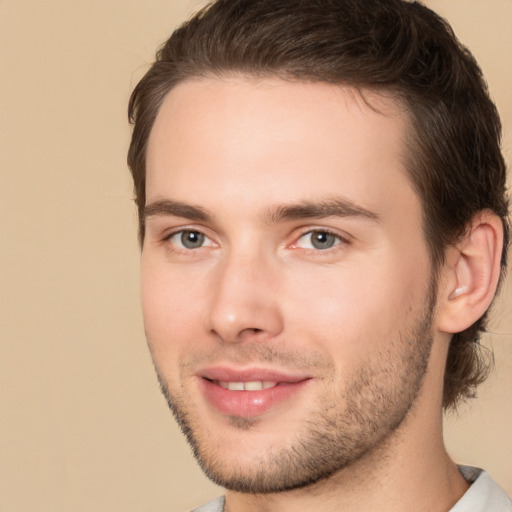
436, 210, 504, 334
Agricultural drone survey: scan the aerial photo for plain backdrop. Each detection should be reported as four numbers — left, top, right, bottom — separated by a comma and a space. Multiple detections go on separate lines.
1, 1, 511, 511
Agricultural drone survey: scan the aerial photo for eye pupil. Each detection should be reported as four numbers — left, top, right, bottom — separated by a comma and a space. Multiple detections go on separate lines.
311, 231, 336, 249
181, 231, 204, 249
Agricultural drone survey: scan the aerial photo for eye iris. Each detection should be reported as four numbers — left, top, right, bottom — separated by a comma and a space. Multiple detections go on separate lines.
311, 231, 336, 249
181, 231, 204, 249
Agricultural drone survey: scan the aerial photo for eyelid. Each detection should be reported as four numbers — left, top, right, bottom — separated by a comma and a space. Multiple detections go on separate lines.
161, 222, 211, 239
162, 225, 218, 250
289, 226, 351, 250
156, 222, 351, 252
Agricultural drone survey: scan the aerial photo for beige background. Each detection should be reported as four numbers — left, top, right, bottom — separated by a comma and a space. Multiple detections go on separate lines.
1, 1, 511, 511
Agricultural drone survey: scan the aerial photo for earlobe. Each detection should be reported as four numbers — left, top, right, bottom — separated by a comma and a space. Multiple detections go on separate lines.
436, 211, 504, 334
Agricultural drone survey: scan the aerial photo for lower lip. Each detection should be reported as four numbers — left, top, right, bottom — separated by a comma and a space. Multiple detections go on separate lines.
200, 379, 310, 417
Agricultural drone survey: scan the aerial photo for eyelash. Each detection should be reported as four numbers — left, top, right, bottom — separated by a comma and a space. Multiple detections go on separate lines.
161, 227, 350, 254
291, 228, 349, 252
163, 228, 217, 251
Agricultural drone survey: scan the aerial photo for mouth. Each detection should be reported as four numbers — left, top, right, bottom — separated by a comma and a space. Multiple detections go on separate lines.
214, 380, 279, 391
198, 368, 311, 417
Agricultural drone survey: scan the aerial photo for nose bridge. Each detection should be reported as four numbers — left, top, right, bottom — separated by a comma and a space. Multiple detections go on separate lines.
206, 243, 283, 343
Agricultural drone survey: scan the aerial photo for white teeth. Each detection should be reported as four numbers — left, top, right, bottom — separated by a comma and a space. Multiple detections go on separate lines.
218, 381, 278, 391
244, 381, 263, 391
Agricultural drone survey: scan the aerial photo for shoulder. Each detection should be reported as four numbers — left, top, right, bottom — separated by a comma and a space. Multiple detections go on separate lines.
190, 496, 225, 512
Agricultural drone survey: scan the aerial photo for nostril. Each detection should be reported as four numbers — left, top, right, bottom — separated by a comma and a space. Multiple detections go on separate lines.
207, 293, 284, 343
237, 327, 263, 340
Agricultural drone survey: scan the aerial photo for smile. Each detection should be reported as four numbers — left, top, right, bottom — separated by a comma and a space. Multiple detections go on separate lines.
200, 371, 311, 417
217, 380, 278, 391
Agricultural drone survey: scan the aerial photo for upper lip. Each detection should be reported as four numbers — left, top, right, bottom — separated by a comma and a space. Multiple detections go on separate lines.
198, 366, 311, 383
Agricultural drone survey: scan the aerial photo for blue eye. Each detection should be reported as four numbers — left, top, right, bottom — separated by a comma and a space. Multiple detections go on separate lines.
168, 230, 214, 249
295, 230, 342, 250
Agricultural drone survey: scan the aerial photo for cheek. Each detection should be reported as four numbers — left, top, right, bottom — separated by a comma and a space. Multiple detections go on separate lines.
282, 255, 429, 358
140, 260, 208, 363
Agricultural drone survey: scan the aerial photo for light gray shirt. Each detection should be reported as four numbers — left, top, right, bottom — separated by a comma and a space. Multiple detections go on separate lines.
191, 467, 511, 512
451, 466, 511, 512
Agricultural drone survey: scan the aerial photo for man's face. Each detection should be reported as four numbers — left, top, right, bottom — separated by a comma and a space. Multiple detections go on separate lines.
142, 77, 437, 492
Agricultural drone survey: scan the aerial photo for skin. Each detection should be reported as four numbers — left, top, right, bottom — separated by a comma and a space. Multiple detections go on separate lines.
141, 77, 470, 512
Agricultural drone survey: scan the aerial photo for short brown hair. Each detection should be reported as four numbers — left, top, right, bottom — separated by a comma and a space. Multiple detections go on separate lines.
128, 0, 509, 408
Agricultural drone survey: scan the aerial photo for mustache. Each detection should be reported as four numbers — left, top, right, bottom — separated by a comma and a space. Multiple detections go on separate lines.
179, 343, 333, 371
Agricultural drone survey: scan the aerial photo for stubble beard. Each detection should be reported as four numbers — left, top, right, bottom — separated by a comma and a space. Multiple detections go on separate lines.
153, 290, 436, 494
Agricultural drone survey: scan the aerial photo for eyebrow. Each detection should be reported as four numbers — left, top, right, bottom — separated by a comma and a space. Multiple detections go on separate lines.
144, 199, 212, 223
143, 197, 379, 224
264, 198, 380, 224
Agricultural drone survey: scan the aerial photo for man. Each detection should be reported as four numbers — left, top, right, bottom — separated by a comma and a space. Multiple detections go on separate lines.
127, 1, 511, 510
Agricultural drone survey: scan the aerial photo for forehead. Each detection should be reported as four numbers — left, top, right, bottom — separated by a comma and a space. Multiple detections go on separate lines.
145, 76, 418, 226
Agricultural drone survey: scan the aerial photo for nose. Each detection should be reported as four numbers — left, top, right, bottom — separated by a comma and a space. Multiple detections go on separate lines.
205, 251, 284, 344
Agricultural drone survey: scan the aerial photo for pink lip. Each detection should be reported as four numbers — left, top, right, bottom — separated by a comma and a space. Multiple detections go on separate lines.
198, 366, 311, 418
200, 366, 308, 383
